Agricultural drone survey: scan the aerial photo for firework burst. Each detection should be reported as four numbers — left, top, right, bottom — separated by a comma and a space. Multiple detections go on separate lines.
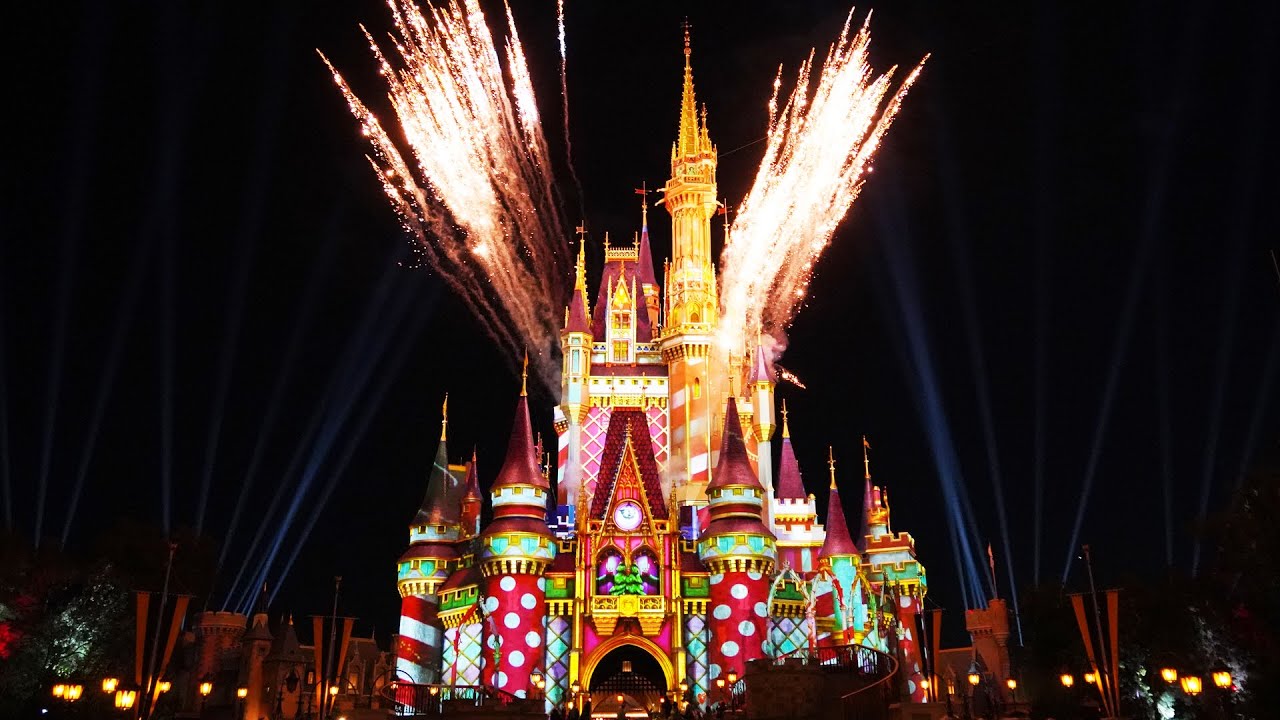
321, 0, 568, 387
720, 9, 927, 357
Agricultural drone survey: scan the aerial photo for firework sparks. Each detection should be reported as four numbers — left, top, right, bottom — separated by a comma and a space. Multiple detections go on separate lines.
719, 9, 927, 357
557, 0, 584, 211
321, 0, 568, 387
775, 364, 807, 390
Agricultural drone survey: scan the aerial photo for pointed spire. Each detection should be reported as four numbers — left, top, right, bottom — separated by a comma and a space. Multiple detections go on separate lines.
707, 397, 762, 491
748, 333, 773, 384
862, 435, 871, 479
677, 19, 700, 158
820, 462, 859, 559
491, 385, 549, 491
520, 349, 529, 397
416, 410, 460, 527
463, 447, 481, 500
775, 403, 806, 500
440, 394, 449, 441
635, 182, 658, 288
858, 437, 874, 551
566, 239, 590, 333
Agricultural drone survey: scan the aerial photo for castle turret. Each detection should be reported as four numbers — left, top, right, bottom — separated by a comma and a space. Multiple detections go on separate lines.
696, 397, 777, 681
661, 25, 721, 500
242, 585, 274, 720
396, 398, 460, 683
459, 449, 482, 539
818, 451, 861, 643
636, 200, 661, 330
748, 339, 776, 500
477, 362, 556, 698
560, 242, 592, 507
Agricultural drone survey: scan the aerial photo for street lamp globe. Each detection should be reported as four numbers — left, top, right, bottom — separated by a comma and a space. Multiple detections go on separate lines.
1212, 670, 1232, 689
1059, 673, 1074, 688
1180, 676, 1202, 696
968, 672, 981, 686
1006, 678, 1017, 691
103, 677, 119, 694
237, 687, 249, 699
200, 680, 213, 697
1160, 667, 1178, 683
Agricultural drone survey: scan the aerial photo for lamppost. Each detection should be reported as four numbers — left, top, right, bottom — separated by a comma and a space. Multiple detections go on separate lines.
965, 665, 980, 720
715, 677, 726, 712
726, 671, 740, 713
237, 686, 249, 720
198, 677, 213, 715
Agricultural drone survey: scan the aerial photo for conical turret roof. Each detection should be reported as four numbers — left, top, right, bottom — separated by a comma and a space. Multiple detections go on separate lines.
491, 389, 549, 492
820, 477, 859, 559
636, 218, 658, 288
707, 397, 761, 492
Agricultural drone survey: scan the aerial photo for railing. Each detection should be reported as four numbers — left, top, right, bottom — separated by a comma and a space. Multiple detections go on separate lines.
768, 643, 899, 720
382, 683, 522, 716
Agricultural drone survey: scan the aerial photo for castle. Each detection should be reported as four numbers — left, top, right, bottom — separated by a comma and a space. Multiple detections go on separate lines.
394, 30, 930, 710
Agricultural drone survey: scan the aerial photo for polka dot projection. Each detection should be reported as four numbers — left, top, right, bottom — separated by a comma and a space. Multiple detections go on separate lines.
483, 573, 546, 696
705, 571, 770, 677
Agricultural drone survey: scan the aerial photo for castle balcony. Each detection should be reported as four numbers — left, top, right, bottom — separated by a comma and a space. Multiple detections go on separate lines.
588, 594, 666, 636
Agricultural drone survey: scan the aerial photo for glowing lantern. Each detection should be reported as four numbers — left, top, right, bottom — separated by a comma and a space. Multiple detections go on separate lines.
200, 681, 213, 697
329, 685, 339, 697
1006, 678, 1018, 691
53, 684, 67, 698
1212, 670, 1232, 689
429, 686, 439, 696
1060, 674, 1074, 688
115, 689, 138, 710
920, 679, 931, 690
237, 687, 249, 699
157, 680, 172, 693
1084, 672, 1097, 685
616, 693, 625, 704
715, 678, 726, 689
102, 677, 119, 694
1180, 676, 1202, 696
66, 684, 83, 701
727, 671, 738, 685
968, 672, 981, 686
1160, 667, 1178, 683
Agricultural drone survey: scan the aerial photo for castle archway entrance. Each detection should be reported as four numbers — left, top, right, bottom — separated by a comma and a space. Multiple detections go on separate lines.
581, 635, 673, 716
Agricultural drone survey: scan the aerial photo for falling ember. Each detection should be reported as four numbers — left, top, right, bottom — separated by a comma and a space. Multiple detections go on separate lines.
776, 364, 808, 390
719, 9, 927, 357
320, 0, 568, 386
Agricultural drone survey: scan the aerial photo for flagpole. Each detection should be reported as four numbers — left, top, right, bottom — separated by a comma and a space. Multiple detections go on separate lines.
326, 576, 342, 718
1082, 546, 1114, 719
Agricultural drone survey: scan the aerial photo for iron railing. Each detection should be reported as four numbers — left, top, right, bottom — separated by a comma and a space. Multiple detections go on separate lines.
382, 682, 522, 716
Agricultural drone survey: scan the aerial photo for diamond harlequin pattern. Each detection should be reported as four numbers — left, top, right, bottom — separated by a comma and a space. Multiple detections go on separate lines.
443, 623, 482, 686
769, 617, 810, 657
545, 616, 572, 706
684, 615, 709, 696
581, 408, 611, 499
645, 405, 668, 470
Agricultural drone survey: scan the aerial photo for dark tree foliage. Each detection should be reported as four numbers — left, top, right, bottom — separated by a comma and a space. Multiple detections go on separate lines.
0, 523, 217, 717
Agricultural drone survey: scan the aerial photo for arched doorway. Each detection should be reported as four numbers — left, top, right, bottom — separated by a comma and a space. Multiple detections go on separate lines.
581, 636, 673, 717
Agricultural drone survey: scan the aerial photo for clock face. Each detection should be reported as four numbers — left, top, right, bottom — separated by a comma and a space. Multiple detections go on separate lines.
613, 501, 643, 531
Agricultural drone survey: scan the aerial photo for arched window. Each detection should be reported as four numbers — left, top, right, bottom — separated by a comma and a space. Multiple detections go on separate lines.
595, 548, 625, 594
693, 377, 701, 399
632, 548, 661, 594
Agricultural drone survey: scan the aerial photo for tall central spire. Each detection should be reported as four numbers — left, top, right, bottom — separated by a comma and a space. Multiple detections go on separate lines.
678, 20, 699, 158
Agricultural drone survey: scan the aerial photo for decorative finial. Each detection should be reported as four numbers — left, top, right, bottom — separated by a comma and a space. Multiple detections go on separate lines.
781, 399, 790, 438
827, 446, 837, 490
603, 231, 611, 250
862, 435, 871, 480
682, 18, 691, 61
441, 393, 449, 441
635, 181, 649, 228
521, 349, 529, 396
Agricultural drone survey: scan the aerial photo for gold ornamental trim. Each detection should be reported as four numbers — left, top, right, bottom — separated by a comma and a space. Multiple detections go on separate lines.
479, 558, 551, 577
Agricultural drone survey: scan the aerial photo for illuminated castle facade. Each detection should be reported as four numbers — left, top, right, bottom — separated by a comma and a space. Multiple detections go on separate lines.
393, 32, 931, 708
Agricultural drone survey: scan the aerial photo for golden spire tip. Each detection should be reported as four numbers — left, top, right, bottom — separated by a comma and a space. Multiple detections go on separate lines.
780, 399, 790, 438
862, 434, 871, 480
827, 446, 837, 489
521, 350, 529, 397
441, 393, 449, 441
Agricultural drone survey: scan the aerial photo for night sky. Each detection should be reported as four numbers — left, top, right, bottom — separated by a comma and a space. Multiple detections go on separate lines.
4, 0, 1278, 644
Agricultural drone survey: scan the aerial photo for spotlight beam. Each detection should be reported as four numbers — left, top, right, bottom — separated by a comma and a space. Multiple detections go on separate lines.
61, 235, 156, 547
268, 289, 436, 605
215, 220, 343, 571
934, 119, 1021, 640
196, 16, 292, 537
1190, 48, 1270, 575
234, 266, 417, 612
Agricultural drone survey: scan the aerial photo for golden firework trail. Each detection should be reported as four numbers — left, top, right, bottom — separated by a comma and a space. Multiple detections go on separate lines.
320, 0, 568, 387
720, 9, 927, 358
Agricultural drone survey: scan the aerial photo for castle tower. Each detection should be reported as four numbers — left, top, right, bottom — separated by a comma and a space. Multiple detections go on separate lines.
477, 365, 557, 698
818, 452, 861, 644
460, 449, 482, 539
636, 201, 661, 330
696, 397, 777, 681
661, 25, 721, 500
860, 445, 929, 703
396, 399, 461, 683
770, 403, 823, 571
747, 340, 776, 499
242, 584, 274, 720
560, 242, 593, 506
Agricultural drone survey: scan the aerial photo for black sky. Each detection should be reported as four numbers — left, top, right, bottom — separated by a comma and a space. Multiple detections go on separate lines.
3, 0, 1279, 643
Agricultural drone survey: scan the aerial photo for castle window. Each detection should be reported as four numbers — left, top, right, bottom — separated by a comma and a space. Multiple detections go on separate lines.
613, 341, 629, 362
693, 378, 701, 399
